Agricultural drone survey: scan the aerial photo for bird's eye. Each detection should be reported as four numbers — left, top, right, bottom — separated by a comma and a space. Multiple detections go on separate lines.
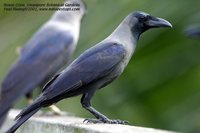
140, 16, 145, 19
139, 16, 147, 21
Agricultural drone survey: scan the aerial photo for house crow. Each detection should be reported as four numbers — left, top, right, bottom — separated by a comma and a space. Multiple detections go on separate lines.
0, 0, 86, 128
6, 11, 172, 133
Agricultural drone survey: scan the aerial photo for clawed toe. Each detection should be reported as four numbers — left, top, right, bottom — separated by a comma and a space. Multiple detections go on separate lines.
83, 118, 128, 125
111, 119, 128, 124
83, 118, 104, 124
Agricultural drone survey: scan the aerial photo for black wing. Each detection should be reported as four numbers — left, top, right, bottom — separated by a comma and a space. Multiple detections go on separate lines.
42, 73, 60, 92
42, 42, 126, 99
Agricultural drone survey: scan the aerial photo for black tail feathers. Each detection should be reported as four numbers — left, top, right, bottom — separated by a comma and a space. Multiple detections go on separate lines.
6, 96, 44, 133
6, 108, 40, 133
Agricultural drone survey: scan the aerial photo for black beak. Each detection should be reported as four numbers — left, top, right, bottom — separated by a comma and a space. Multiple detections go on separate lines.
146, 17, 172, 28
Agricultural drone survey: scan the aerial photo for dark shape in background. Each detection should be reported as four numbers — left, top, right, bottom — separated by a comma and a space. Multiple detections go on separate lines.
185, 25, 200, 39
0, 0, 200, 133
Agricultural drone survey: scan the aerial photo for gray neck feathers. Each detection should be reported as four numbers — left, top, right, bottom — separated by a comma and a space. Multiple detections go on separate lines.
107, 15, 140, 59
110, 15, 138, 47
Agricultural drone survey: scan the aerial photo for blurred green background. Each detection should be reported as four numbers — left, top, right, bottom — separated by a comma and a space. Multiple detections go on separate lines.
1, 0, 200, 132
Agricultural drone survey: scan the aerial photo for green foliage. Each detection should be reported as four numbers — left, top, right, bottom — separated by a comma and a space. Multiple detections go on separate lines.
1, 0, 200, 132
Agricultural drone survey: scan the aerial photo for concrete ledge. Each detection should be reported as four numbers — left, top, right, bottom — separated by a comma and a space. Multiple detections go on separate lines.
1, 110, 178, 133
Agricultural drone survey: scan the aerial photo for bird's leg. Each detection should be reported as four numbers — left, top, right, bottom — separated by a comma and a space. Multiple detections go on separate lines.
81, 92, 128, 124
26, 93, 33, 105
48, 105, 65, 115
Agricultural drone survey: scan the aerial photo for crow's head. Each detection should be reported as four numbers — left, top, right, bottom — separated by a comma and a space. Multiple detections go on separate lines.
127, 11, 172, 39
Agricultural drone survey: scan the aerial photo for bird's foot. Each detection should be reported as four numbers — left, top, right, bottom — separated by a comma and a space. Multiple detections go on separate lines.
49, 105, 66, 116
83, 118, 128, 124
16, 46, 22, 55
27, 98, 34, 105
